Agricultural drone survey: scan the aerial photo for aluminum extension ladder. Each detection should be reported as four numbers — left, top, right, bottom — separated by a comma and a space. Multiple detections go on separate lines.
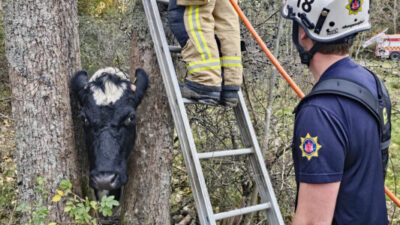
143, 0, 284, 224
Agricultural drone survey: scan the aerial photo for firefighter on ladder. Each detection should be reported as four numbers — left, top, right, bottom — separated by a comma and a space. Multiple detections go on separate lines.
168, 0, 242, 106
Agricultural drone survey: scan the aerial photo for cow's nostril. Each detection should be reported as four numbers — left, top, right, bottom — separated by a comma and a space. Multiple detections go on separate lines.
91, 172, 120, 190
111, 174, 118, 184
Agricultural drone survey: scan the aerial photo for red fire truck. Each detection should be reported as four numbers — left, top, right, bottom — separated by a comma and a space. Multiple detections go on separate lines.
363, 29, 400, 60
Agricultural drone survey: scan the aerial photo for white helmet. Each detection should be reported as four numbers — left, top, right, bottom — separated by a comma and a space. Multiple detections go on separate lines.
281, 0, 371, 43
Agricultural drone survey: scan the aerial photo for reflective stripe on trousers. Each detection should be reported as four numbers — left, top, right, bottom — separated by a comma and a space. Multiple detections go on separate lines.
188, 5, 212, 61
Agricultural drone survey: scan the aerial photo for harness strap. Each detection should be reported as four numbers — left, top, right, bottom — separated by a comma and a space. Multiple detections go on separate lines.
308, 78, 381, 122
294, 78, 381, 122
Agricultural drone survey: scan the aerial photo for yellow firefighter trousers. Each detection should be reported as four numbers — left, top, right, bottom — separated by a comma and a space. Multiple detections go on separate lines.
181, 0, 242, 88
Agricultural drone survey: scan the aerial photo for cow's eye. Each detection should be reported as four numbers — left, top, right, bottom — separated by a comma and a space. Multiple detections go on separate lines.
123, 114, 135, 126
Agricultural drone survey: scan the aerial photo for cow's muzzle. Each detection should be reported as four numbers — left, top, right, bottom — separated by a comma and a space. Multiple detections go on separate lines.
90, 172, 120, 190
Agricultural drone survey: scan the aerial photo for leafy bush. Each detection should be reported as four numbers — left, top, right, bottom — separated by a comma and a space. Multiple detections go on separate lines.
15, 178, 119, 225
54, 179, 119, 224
16, 177, 50, 225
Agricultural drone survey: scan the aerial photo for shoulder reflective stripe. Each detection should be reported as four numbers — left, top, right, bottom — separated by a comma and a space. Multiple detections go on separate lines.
221, 57, 242, 67
188, 6, 211, 61
187, 59, 221, 73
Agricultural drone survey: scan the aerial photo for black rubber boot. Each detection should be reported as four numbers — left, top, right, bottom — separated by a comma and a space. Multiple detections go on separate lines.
220, 90, 239, 107
220, 85, 239, 107
179, 82, 220, 106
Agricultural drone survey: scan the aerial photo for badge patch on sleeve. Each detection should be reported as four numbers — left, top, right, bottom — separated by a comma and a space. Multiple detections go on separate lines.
299, 133, 322, 160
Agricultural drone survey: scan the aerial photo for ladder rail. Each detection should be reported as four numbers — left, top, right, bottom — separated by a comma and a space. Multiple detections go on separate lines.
234, 92, 285, 225
142, 1, 215, 224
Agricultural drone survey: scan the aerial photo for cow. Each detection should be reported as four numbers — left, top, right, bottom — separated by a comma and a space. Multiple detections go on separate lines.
70, 67, 148, 199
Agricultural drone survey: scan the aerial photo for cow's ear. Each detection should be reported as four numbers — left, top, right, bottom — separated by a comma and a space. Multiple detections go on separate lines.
132, 68, 149, 108
70, 70, 89, 105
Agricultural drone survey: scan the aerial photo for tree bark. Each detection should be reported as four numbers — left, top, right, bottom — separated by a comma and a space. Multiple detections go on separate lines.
3, 0, 81, 223
120, 1, 174, 224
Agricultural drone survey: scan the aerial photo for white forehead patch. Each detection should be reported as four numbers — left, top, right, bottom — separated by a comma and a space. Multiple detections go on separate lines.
91, 82, 127, 106
90, 67, 129, 82
90, 67, 129, 106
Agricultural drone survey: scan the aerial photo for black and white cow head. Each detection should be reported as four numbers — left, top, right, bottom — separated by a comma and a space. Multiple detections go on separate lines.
71, 67, 148, 198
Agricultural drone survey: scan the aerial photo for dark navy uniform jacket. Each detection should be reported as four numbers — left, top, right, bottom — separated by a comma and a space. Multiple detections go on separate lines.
293, 57, 388, 225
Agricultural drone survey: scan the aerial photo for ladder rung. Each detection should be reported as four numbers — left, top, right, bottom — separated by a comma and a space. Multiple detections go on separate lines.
182, 98, 219, 106
181, 98, 219, 105
156, 0, 169, 4
214, 203, 271, 221
198, 148, 253, 159
169, 45, 182, 52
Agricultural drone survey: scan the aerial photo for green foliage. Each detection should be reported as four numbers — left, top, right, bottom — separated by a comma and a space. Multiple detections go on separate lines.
16, 177, 50, 225
59, 179, 72, 190
54, 179, 120, 225
64, 196, 96, 225
78, 0, 125, 18
99, 196, 119, 217
13, 178, 119, 225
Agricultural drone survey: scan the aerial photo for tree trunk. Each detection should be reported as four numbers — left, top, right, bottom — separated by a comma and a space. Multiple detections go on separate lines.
3, 0, 81, 223
393, 0, 398, 33
120, 1, 174, 224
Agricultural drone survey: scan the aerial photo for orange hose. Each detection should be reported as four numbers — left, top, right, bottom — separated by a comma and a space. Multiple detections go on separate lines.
229, 0, 400, 207
385, 186, 400, 207
229, 0, 304, 98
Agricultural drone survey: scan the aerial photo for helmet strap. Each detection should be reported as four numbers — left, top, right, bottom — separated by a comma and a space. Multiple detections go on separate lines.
292, 22, 321, 67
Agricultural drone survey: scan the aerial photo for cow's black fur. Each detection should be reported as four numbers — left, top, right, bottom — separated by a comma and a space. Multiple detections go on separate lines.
71, 68, 148, 199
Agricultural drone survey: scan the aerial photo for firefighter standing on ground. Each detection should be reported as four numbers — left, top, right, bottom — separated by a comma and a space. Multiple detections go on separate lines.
168, 0, 243, 106
281, 0, 389, 224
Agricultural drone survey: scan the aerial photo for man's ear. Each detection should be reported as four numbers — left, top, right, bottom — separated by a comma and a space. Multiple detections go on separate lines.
298, 26, 314, 51
70, 70, 89, 105
298, 26, 307, 41
132, 68, 149, 108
